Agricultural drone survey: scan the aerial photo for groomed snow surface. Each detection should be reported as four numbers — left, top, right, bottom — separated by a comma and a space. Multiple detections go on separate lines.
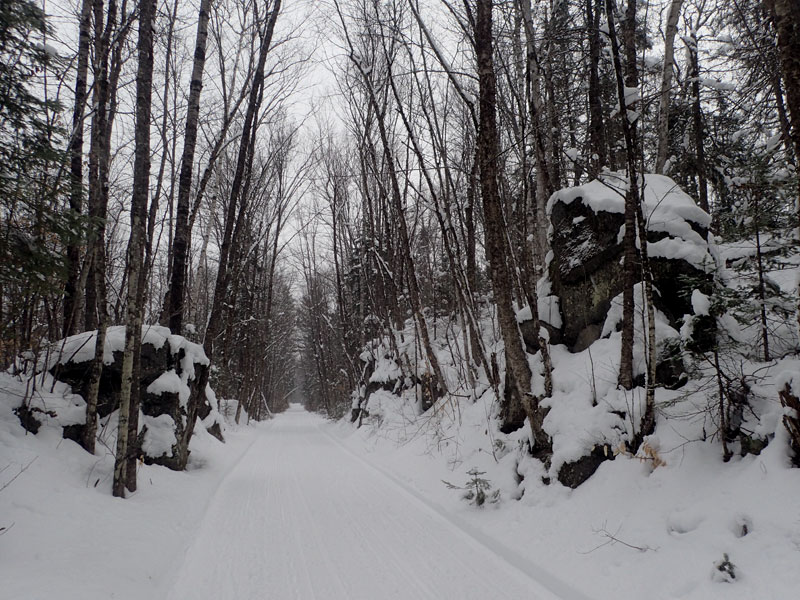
1, 400, 564, 600
167, 407, 560, 600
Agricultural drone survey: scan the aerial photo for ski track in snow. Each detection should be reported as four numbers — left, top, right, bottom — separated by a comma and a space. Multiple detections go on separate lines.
166, 405, 563, 600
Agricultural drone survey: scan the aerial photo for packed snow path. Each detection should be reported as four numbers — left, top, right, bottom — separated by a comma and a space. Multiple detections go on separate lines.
167, 405, 559, 599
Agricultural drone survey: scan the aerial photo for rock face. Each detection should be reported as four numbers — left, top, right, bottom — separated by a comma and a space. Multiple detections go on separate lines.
546, 174, 715, 352
557, 445, 615, 489
46, 326, 223, 470
534, 175, 716, 487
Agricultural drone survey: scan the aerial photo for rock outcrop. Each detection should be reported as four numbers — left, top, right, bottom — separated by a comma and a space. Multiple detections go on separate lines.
529, 175, 717, 487
546, 174, 715, 352
43, 325, 223, 469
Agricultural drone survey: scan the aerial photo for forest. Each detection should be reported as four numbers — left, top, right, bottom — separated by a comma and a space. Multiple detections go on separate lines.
1, 0, 800, 597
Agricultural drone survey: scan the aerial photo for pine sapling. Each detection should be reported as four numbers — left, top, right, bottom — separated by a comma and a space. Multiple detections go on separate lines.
443, 467, 500, 507
713, 553, 736, 583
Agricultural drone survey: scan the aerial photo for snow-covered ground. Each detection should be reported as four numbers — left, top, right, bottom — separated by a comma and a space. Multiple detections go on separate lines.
3, 373, 799, 599
167, 406, 565, 599
1, 399, 568, 599
329, 385, 800, 600
0, 376, 256, 600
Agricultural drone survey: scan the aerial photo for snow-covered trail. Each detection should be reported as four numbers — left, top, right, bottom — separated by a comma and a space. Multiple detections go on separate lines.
166, 405, 559, 600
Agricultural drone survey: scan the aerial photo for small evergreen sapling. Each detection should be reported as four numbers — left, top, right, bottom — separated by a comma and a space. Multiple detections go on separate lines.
443, 468, 500, 507
713, 553, 736, 583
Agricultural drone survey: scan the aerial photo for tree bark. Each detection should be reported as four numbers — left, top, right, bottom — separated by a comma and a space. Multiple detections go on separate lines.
605, 0, 638, 391
113, 0, 156, 498
476, 0, 549, 452
585, 0, 607, 177
82, 0, 129, 454
166, 0, 212, 334
517, 0, 554, 255
654, 0, 684, 173
185, 1, 282, 456
688, 32, 710, 213
767, 0, 800, 337
64, 0, 92, 337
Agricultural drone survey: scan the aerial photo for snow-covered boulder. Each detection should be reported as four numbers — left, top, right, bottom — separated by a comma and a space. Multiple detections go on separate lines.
352, 341, 433, 422
41, 325, 223, 470
546, 174, 716, 353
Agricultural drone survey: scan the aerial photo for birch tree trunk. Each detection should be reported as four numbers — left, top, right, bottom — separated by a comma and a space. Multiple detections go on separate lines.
655, 0, 684, 174
113, 0, 156, 498
517, 0, 555, 258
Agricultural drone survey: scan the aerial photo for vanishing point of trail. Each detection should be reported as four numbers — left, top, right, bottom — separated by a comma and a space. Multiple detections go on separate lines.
166, 406, 559, 599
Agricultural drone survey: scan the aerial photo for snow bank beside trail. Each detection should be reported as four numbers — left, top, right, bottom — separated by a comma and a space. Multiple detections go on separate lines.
329, 359, 800, 600
0, 369, 259, 600
331, 271, 800, 600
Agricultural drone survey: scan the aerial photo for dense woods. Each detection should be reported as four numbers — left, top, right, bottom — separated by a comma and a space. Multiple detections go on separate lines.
2, 0, 800, 497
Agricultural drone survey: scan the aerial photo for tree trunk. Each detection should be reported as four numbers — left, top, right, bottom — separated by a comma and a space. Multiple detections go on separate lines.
189, 1, 282, 455
586, 0, 607, 177
476, 0, 549, 452
143, 0, 179, 307
767, 0, 800, 337
85, 0, 111, 332
82, 0, 128, 454
688, 32, 710, 213
753, 194, 770, 361
113, 0, 156, 498
517, 0, 555, 255
166, 0, 212, 334
605, 0, 638, 391
655, 0, 684, 173
64, 0, 92, 337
